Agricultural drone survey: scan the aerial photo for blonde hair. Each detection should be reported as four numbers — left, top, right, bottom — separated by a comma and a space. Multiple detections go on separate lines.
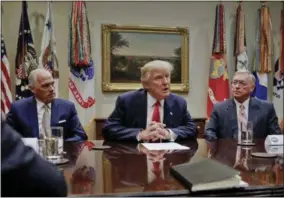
140, 60, 173, 83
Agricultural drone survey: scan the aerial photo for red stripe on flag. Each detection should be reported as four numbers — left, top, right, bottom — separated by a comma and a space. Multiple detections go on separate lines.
1, 81, 12, 112
1, 60, 12, 91
1, 100, 6, 115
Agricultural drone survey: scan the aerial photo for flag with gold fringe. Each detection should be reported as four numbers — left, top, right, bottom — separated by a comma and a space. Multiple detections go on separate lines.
39, 1, 59, 97
15, 1, 38, 100
207, 3, 230, 118
273, 3, 284, 124
251, 3, 273, 100
234, 2, 248, 71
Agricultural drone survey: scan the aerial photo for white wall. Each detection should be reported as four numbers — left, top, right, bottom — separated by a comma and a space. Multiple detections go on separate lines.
1, 1, 282, 119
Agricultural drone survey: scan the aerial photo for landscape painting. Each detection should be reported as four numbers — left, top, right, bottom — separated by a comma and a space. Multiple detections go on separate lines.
102, 24, 189, 92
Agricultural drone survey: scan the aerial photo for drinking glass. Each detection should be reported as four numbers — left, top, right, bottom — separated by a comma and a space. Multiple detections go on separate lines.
238, 121, 254, 145
45, 127, 63, 161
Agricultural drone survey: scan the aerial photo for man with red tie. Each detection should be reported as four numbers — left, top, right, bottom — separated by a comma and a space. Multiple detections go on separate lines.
103, 60, 197, 142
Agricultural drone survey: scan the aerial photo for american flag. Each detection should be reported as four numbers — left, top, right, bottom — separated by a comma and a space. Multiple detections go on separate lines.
15, 1, 38, 100
1, 36, 12, 115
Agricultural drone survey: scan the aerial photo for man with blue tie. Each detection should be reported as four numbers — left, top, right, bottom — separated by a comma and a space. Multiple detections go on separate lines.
103, 60, 197, 142
6, 68, 87, 141
205, 70, 281, 141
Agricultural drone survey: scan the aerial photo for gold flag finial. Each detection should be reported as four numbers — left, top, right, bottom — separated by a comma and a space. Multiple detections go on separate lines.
261, 1, 266, 7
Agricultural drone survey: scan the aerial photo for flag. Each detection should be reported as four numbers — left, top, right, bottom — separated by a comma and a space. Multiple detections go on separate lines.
39, 1, 59, 97
251, 4, 273, 100
273, 60, 284, 119
1, 35, 12, 115
273, 6, 284, 120
234, 2, 248, 71
15, 1, 38, 100
252, 72, 268, 100
68, 1, 95, 126
207, 3, 230, 118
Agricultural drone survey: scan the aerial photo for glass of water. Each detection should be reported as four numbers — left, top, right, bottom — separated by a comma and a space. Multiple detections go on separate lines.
45, 127, 63, 161
239, 121, 253, 145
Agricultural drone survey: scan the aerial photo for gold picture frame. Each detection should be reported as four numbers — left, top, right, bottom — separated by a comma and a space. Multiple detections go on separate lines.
101, 24, 189, 92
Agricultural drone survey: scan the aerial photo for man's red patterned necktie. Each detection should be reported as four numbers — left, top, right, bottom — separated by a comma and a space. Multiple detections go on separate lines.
152, 101, 160, 122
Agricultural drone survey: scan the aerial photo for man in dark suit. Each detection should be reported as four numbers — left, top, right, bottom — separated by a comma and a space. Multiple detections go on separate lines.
6, 68, 87, 141
1, 117, 67, 197
205, 70, 281, 141
103, 60, 197, 142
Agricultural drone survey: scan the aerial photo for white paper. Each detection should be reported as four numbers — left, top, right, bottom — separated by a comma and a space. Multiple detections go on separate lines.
21, 138, 39, 153
141, 142, 190, 150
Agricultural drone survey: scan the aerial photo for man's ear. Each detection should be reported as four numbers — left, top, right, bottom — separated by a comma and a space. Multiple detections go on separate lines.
29, 85, 35, 94
141, 78, 148, 89
250, 84, 255, 93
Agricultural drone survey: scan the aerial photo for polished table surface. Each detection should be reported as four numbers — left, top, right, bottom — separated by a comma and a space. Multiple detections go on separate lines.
60, 139, 284, 196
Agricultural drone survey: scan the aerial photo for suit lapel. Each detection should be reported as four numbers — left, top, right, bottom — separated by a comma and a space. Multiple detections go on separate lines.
51, 99, 58, 127
163, 95, 173, 126
227, 99, 238, 137
136, 90, 147, 128
248, 98, 260, 124
28, 97, 39, 137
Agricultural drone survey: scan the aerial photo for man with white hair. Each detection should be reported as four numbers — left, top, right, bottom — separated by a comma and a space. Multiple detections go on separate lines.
6, 68, 87, 141
103, 60, 197, 142
205, 70, 281, 141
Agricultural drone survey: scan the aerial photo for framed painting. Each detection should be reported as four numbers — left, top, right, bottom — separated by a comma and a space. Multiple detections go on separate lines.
101, 24, 189, 92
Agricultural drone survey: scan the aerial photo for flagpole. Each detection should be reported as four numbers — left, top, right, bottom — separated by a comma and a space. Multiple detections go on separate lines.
21, 2, 25, 72
49, 1, 55, 77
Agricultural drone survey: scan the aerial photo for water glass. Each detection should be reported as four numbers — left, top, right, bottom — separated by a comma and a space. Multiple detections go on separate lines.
238, 121, 254, 145
45, 127, 63, 161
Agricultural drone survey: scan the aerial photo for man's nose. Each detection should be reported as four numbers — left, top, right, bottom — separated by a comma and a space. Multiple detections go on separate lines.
163, 77, 169, 84
48, 84, 55, 91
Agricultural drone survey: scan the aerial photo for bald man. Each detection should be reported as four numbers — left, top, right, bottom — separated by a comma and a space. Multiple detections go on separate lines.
6, 68, 88, 141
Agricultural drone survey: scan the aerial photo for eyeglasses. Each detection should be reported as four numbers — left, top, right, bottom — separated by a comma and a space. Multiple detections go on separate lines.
231, 80, 248, 87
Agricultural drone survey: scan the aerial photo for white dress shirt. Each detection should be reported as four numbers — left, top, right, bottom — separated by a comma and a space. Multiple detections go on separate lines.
145, 93, 177, 141
234, 98, 250, 133
146, 93, 164, 127
36, 99, 51, 136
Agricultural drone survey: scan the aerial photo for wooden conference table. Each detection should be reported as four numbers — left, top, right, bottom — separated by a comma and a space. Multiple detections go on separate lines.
60, 139, 284, 196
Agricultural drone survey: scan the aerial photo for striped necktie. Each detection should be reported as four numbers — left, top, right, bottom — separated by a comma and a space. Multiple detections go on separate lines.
42, 105, 51, 137
239, 104, 247, 132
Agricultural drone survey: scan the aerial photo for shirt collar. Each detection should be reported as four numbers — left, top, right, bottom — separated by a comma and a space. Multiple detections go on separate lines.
234, 97, 250, 109
35, 98, 51, 109
147, 92, 164, 108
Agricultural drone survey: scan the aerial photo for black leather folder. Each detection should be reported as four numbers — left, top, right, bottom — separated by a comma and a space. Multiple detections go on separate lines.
170, 157, 242, 192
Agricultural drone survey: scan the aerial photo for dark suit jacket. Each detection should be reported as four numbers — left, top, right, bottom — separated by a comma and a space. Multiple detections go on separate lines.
6, 96, 87, 141
1, 119, 67, 197
205, 98, 281, 141
102, 89, 197, 141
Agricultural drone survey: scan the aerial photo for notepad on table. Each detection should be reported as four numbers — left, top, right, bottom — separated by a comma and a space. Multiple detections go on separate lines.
141, 142, 190, 150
